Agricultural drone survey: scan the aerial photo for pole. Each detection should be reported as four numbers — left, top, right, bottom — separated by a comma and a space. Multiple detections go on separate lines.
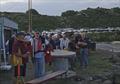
1, 16, 7, 65
30, 0, 32, 33
28, 0, 32, 33
28, 0, 30, 33
0, 23, 2, 63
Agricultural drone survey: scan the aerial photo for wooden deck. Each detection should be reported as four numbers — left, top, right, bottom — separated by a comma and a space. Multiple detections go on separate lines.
26, 70, 66, 84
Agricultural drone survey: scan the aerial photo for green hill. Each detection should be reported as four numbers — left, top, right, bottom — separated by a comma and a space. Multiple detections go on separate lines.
0, 7, 120, 31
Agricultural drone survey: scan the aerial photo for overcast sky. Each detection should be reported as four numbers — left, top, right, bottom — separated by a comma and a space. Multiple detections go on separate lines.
0, 0, 120, 16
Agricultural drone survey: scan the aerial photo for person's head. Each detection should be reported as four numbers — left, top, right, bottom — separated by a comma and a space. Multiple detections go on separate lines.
62, 33, 66, 39
16, 32, 25, 41
25, 34, 32, 42
57, 33, 62, 39
34, 32, 39, 39
80, 32, 86, 39
70, 37, 75, 43
53, 34, 58, 40
49, 33, 54, 39
52, 35, 56, 40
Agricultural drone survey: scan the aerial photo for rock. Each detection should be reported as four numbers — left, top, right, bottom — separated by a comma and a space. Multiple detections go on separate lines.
112, 64, 120, 72
74, 75, 85, 81
92, 75, 103, 80
94, 79, 102, 84
78, 80, 88, 84
112, 55, 120, 63
102, 80, 112, 84
112, 41, 120, 44
88, 77, 93, 81
92, 74, 108, 82
90, 81, 101, 84
102, 72, 113, 79
84, 76, 93, 81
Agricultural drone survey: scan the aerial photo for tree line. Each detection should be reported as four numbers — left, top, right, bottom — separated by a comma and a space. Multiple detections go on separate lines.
0, 7, 120, 31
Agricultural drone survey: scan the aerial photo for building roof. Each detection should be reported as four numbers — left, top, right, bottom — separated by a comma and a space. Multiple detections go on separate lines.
0, 17, 18, 29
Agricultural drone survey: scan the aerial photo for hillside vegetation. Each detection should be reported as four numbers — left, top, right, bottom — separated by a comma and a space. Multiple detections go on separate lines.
0, 7, 120, 31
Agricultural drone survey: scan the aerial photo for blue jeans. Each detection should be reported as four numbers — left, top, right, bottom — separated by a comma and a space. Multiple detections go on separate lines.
80, 48, 88, 66
34, 52, 45, 78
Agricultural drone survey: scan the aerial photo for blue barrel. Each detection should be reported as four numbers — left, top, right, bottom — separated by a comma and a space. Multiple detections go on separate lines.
53, 58, 69, 71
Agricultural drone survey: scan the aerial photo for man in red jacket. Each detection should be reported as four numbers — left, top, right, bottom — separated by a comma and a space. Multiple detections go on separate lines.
33, 32, 45, 78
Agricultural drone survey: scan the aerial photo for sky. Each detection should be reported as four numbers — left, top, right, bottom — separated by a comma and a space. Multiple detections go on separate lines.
0, 0, 120, 16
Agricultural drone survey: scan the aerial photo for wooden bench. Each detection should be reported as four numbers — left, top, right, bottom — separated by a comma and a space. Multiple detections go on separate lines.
26, 70, 66, 84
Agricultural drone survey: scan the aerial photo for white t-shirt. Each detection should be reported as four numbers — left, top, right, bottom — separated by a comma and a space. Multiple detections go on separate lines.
60, 38, 70, 49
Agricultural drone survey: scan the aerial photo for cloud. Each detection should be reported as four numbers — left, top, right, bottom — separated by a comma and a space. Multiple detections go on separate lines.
33, 1, 120, 15
0, 0, 25, 4
1, 0, 120, 3
0, 0, 120, 16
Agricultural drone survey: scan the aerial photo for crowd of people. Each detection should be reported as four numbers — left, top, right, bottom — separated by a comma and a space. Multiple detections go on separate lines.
6, 31, 91, 84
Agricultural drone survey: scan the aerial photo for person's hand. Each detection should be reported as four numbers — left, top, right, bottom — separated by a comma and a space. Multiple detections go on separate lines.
27, 52, 31, 55
64, 48, 68, 50
81, 42, 87, 46
78, 42, 87, 46
23, 52, 30, 57
23, 54, 27, 58
76, 45, 79, 49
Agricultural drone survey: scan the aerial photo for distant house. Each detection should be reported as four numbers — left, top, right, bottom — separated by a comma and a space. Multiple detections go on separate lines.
0, 17, 18, 49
